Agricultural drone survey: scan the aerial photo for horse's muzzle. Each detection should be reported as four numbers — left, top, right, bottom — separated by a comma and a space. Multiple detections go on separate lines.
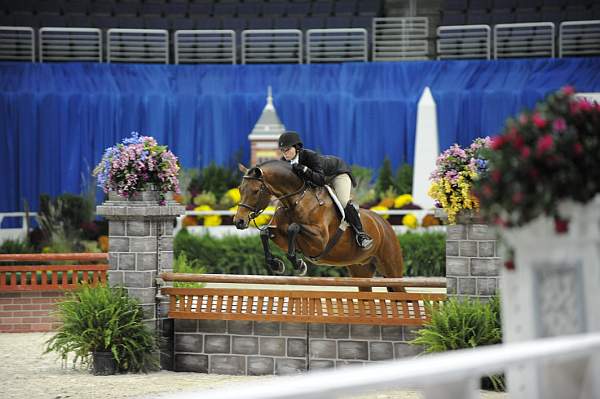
235, 219, 248, 230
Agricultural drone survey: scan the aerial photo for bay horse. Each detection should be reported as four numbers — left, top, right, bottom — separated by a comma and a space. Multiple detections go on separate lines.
233, 160, 404, 291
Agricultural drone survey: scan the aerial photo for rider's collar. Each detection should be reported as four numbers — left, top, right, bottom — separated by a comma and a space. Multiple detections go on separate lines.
290, 155, 299, 165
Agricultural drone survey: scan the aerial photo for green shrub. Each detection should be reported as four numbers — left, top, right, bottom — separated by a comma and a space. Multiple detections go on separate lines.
188, 162, 241, 200
394, 163, 413, 195
411, 296, 501, 352
375, 157, 395, 198
45, 284, 158, 373
0, 239, 33, 254
174, 229, 446, 277
399, 232, 446, 277
411, 296, 504, 390
173, 253, 206, 288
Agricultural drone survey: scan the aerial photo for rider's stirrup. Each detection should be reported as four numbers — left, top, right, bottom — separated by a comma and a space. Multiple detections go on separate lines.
356, 232, 374, 249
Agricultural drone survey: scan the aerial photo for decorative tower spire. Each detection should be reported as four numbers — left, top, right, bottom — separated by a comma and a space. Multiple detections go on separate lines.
248, 86, 287, 165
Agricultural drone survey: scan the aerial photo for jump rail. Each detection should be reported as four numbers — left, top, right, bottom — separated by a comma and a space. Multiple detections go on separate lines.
160, 273, 446, 326
0, 253, 109, 292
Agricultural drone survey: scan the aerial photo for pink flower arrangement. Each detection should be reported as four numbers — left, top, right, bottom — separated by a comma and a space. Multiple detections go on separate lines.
475, 86, 600, 227
93, 132, 180, 204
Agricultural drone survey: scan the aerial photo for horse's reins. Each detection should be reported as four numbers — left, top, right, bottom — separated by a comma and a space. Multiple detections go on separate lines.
239, 170, 307, 230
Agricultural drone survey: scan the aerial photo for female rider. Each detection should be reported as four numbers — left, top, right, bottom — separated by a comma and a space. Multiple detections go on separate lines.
278, 131, 373, 249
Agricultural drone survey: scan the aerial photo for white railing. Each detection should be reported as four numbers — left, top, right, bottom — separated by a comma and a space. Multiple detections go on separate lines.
39, 27, 101, 62
437, 25, 491, 60
373, 17, 429, 61
107, 28, 169, 64
242, 29, 302, 64
174, 30, 236, 64
175, 209, 439, 237
0, 26, 34, 62
151, 332, 600, 399
0, 212, 37, 243
306, 28, 368, 64
494, 22, 555, 59
559, 20, 600, 58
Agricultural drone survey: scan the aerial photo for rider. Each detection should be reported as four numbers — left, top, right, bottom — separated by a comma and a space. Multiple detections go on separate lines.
278, 131, 374, 250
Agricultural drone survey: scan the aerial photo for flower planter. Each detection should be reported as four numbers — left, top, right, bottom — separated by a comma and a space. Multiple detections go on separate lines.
499, 196, 600, 398
92, 351, 117, 376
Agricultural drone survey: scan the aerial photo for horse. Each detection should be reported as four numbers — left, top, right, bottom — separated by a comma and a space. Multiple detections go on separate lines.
233, 160, 405, 292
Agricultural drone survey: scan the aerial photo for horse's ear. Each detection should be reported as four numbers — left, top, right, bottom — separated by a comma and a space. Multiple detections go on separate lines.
238, 163, 248, 174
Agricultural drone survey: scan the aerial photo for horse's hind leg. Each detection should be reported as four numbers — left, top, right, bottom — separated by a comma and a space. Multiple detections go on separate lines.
347, 261, 376, 292
374, 227, 405, 292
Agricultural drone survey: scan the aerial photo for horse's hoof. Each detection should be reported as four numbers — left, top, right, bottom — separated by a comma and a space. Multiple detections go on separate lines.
268, 258, 285, 275
295, 259, 308, 276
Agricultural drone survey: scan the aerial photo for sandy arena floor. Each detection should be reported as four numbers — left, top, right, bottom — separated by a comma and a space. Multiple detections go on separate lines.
0, 333, 506, 399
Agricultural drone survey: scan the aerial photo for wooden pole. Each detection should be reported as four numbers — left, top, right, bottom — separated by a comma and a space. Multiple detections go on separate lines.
160, 273, 446, 288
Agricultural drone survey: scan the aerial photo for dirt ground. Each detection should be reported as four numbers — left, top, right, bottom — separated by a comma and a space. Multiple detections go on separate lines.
0, 333, 507, 399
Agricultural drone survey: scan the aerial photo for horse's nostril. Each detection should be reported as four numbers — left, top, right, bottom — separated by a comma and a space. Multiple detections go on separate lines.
235, 219, 246, 229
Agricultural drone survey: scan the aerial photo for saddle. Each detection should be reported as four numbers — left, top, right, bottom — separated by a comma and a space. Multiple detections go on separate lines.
306, 185, 350, 262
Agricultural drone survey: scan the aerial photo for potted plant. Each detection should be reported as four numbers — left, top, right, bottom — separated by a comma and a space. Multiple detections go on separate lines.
93, 132, 181, 204
428, 137, 491, 224
474, 87, 600, 399
44, 283, 159, 375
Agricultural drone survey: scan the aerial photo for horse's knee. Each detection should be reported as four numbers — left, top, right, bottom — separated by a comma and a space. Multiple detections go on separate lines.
287, 223, 301, 235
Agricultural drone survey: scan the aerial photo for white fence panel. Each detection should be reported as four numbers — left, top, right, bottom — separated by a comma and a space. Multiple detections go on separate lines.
39, 27, 101, 62
151, 333, 600, 399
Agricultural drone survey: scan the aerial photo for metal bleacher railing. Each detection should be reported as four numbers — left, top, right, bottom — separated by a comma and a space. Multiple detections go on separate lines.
0, 26, 34, 62
306, 28, 367, 63
107, 28, 169, 64
39, 27, 101, 62
436, 25, 491, 60
372, 17, 429, 61
242, 29, 302, 64
559, 20, 600, 58
174, 30, 236, 64
494, 22, 555, 59
1, 18, 600, 64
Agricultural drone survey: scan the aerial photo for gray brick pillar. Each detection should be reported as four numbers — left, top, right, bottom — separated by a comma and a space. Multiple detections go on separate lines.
96, 189, 184, 369
436, 209, 501, 301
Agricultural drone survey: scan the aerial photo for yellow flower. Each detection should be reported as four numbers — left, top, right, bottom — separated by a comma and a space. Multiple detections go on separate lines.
394, 194, 413, 208
194, 205, 222, 226
402, 213, 418, 229
252, 205, 276, 227
370, 205, 389, 219
225, 188, 241, 204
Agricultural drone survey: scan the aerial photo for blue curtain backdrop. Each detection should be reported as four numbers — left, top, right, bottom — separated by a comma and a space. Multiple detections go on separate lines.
1, 57, 600, 211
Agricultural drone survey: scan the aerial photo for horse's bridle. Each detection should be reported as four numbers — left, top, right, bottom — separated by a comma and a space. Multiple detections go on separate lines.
238, 169, 307, 222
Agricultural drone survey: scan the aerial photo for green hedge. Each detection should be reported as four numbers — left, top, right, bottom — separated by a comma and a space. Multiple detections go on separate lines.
174, 229, 446, 277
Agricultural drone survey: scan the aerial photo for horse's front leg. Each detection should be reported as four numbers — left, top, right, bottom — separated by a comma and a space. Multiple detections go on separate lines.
260, 228, 285, 275
286, 223, 307, 276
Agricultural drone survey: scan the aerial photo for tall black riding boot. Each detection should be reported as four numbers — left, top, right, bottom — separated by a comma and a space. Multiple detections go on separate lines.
344, 203, 374, 249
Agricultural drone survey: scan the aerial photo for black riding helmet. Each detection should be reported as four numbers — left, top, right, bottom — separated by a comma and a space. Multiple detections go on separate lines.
278, 131, 303, 149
